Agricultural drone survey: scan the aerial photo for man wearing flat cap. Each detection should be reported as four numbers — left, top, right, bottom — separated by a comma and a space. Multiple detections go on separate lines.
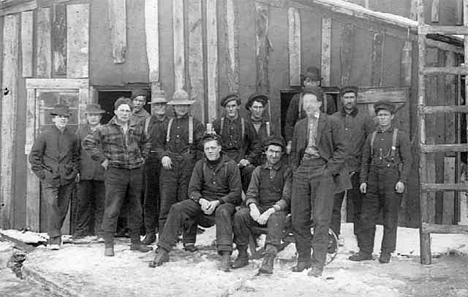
290, 87, 350, 277
131, 88, 150, 123
213, 93, 262, 193
284, 66, 337, 154
231, 135, 292, 275
349, 100, 412, 264
330, 86, 375, 248
156, 89, 205, 252
73, 104, 106, 242
29, 103, 80, 250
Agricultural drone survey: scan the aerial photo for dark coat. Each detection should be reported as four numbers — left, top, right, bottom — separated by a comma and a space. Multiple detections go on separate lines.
76, 124, 105, 181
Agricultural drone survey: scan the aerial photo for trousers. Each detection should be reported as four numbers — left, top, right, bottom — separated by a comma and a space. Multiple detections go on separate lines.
74, 179, 105, 237
42, 181, 75, 238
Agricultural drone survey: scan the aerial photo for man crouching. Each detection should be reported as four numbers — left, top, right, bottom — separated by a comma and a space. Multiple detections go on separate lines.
150, 133, 242, 271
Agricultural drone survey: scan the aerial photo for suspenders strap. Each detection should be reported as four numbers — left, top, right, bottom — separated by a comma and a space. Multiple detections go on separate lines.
266, 122, 270, 137
166, 117, 194, 144
370, 128, 398, 157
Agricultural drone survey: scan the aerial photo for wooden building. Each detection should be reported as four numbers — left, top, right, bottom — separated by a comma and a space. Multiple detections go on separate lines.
0, 0, 465, 233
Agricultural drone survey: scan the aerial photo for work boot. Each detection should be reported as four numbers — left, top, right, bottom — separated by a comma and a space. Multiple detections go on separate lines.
219, 252, 231, 272
142, 232, 156, 245
149, 248, 170, 268
308, 264, 324, 277
379, 252, 391, 264
103, 232, 115, 257
259, 245, 277, 274
130, 243, 153, 253
183, 243, 198, 252
348, 251, 373, 261
231, 247, 249, 269
291, 261, 311, 272
48, 236, 62, 250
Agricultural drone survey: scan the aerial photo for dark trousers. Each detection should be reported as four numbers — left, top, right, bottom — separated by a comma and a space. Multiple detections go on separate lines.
74, 179, 105, 237
102, 167, 144, 243
42, 181, 75, 238
240, 164, 255, 193
291, 159, 334, 266
233, 208, 288, 248
158, 199, 236, 254
331, 172, 363, 240
359, 166, 402, 254
144, 153, 161, 234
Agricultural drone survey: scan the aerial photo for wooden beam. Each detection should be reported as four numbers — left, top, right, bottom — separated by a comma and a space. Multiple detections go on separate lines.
421, 222, 468, 234
421, 144, 468, 153
37, 7, 52, 78
26, 78, 89, 89
443, 157, 455, 224
225, 0, 238, 93
425, 39, 463, 55
410, 0, 418, 21
0, 0, 33, 10
357, 87, 409, 104
371, 32, 384, 86
1, 14, 19, 229
422, 66, 468, 75
321, 17, 331, 87
52, 3, 67, 76
256, 3, 269, 94
340, 23, 355, 86
401, 41, 412, 87
431, 0, 439, 23
145, 0, 160, 83
206, 0, 218, 122
0, 0, 36, 17
107, 0, 126, 64
21, 11, 33, 77
288, 7, 300, 87
173, 0, 184, 90
419, 25, 468, 35
187, 0, 205, 123
421, 105, 468, 114
67, 4, 89, 78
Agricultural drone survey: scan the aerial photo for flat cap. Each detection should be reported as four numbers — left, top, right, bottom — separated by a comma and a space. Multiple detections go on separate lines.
340, 86, 359, 97
131, 89, 149, 100
220, 93, 241, 107
245, 93, 269, 110
265, 135, 286, 151
374, 100, 395, 114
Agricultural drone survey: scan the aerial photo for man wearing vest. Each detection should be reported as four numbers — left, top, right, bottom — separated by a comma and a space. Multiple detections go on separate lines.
213, 94, 261, 193
231, 136, 292, 274
290, 87, 350, 277
330, 86, 375, 247
150, 133, 242, 272
349, 100, 412, 264
141, 90, 170, 245
157, 89, 205, 252
284, 66, 337, 154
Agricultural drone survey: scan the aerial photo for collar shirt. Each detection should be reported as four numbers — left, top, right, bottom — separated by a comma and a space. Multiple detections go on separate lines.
159, 114, 205, 157
132, 108, 150, 123
304, 112, 320, 157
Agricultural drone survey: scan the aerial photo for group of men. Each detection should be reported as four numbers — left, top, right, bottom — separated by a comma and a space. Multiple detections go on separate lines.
28, 66, 412, 278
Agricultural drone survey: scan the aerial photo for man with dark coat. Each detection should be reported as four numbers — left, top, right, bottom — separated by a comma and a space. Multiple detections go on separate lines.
290, 87, 350, 277
245, 93, 275, 151
150, 133, 242, 272
29, 103, 80, 250
131, 88, 151, 123
349, 100, 412, 264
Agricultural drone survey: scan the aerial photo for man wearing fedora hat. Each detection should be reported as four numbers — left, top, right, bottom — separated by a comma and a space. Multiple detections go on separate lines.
131, 88, 151, 123
141, 90, 170, 245
156, 89, 205, 252
29, 103, 80, 250
284, 66, 337, 154
73, 103, 106, 242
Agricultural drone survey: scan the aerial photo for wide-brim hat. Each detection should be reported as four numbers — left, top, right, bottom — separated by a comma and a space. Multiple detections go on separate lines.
374, 100, 396, 114
85, 103, 105, 114
167, 89, 194, 105
302, 66, 322, 81
220, 93, 241, 107
50, 103, 71, 116
148, 89, 168, 104
245, 93, 269, 110
131, 89, 149, 100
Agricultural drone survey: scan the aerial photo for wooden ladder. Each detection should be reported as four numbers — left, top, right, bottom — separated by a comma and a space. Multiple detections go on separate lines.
417, 0, 468, 264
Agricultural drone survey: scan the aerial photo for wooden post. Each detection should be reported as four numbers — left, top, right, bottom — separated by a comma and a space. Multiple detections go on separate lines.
1, 14, 19, 229
288, 7, 300, 87
173, 0, 185, 90
225, 0, 239, 93
443, 157, 455, 224
401, 40, 412, 87
37, 7, 52, 78
371, 32, 384, 86
340, 23, 355, 86
52, 3, 67, 76
431, 0, 439, 23
21, 11, 33, 77
67, 4, 89, 78
410, 0, 418, 21
206, 0, 218, 122
456, 0, 463, 25
107, 0, 126, 64
255, 3, 269, 95
321, 17, 331, 87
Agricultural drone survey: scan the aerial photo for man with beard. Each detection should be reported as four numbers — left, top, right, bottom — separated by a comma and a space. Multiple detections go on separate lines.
150, 133, 242, 272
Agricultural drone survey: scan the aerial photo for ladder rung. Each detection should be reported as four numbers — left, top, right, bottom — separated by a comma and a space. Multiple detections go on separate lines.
421, 222, 468, 234
421, 183, 468, 192
422, 67, 468, 75
420, 144, 468, 153
421, 105, 468, 114
419, 25, 468, 35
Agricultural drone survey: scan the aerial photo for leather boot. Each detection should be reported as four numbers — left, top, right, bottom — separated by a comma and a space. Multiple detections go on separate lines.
231, 247, 249, 269
104, 232, 114, 257
219, 252, 231, 272
149, 248, 170, 268
259, 245, 277, 274
130, 230, 153, 252
142, 232, 156, 245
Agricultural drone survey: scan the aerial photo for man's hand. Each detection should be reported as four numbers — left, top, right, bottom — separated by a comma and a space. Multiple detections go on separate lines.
257, 208, 275, 225
238, 159, 250, 167
286, 141, 292, 155
75, 173, 81, 183
101, 159, 109, 170
161, 156, 172, 170
360, 182, 367, 194
395, 181, 405, 193
249, 204, 261, 222
199, 198, 210, 212
204, 200, 221, 215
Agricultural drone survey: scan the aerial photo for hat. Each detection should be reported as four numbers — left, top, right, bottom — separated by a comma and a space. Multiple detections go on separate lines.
265, 135, 286, 151
374, 100, 395, 114
131, 89, 148, 100
148, 89, 168, 104
220, 93, 241, 107
340, 86, 358, 97
84, 103, 105, 114
50, 103, 71, 116
301, 86, 324, 102
167, 89, 194, 105
245, 93, 269, 110
303, 66, 322, 81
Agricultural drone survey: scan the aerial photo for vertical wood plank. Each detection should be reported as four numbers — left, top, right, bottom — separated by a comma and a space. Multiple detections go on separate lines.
401, 40, 412, 87
371, 32, 384, 86
145, 0, 159, 83
445, 51, 456, 144
456, 0, 463, 25
443, 157, 455, 225
410, 0, 418, 21
52, 3, 67, 76
21, 11, 33, 77
78, 83, 90, 125
225, 0, 238, 93
206, 0, 218, 122
256, 3, 269, 95
340, 23, 355, 86
173, 0, 184, 90
431, 0, 439, 23
187, 0, 205, 123
67, 4, 89, 78
107, 0, 126, 64
1, 14, 19, 229
37, 7, 52, 78
288, 7, 300, 87
321, 17, 331, 87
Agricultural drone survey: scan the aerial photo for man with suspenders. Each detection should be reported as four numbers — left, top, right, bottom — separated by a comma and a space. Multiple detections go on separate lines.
157, 89, 205, 252
213, 94, 261, 193
350, 100, 412, 264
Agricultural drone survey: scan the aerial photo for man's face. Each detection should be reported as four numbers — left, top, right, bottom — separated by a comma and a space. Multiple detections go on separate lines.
250, 101, 265, 120
52, 115, 69, 130
224, 101, 239, 118
115, 104, 132, 123
341, 92, 357, 111
151, 103, 167, 116
132, 96, 146, 112
302, 94, 322, 116
86, 113, 102, 126
174, 104, 190, 117
265, 144, 283, 166
204, 139, 222, 161
376, 109, 394, 127
303, 76, 320, 88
